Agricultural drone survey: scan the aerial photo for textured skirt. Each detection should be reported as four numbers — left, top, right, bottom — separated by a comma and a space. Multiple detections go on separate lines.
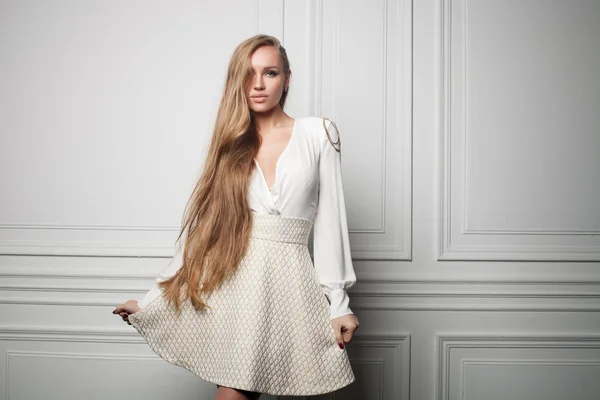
128, 211, 355, 396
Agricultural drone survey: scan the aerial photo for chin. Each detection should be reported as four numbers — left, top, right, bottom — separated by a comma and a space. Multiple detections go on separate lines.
250, 104, 277, 114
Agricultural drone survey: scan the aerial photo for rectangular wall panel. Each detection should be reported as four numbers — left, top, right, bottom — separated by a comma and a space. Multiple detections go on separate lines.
439, 0, 600, 260
0, 0, 259, 256
439, 335, 600, 400
320, 0, 413, 260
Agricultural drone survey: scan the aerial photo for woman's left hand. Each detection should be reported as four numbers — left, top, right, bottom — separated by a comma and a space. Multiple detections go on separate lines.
331, 313, 359, 349
112, 300, 141, 325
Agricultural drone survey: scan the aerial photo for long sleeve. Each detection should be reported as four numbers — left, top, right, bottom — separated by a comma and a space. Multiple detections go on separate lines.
313, 118, 357, 320
137, 235, 186, 309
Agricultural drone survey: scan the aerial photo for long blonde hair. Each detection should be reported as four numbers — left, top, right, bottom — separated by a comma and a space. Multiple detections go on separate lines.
157, 34, 291, 313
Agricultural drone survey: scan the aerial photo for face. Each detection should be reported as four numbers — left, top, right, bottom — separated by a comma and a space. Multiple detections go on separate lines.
245, 45, 290, 114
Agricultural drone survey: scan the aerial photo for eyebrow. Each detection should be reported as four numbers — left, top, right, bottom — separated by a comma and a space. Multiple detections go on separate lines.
257, 66, 279, 70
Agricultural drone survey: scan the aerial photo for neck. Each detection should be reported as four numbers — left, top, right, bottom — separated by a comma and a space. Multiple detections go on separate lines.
253, 106, 291, 134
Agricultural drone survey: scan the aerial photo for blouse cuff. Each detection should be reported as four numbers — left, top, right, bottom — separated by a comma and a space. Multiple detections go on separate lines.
137, 286, 163, 310
328, 288, 354, 320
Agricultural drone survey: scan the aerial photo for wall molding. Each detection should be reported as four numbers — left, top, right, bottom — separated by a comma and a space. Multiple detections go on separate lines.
1, 0, 415, 261
0, 326, 406, 342
319, 0, 413, 261
343, 334, 410, 400
0, 331, 408, 400
437, 335, 600, 400
0, 326, 143, 343
0, 0, 276, 259
437, 0, 600, 261
2, 267, 599, 311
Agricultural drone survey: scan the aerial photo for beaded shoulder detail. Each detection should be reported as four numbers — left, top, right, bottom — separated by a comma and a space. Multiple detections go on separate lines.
322, 117, 341, 153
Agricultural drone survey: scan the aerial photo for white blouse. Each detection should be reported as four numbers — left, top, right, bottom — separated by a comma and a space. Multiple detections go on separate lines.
137, 117, 357, 320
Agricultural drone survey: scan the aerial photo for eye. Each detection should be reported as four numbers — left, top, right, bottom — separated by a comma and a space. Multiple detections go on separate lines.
266, 70, 278, 76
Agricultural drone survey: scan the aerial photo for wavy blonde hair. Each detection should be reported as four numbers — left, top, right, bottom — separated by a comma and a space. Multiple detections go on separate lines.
157, 34, 291, 313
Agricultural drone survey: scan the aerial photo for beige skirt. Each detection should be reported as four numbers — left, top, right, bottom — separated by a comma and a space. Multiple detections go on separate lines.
128, 211, 355, 396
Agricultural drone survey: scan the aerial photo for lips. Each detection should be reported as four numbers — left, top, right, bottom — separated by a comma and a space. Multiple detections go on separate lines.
251, 95, 268, 103
251, 95, 267, 98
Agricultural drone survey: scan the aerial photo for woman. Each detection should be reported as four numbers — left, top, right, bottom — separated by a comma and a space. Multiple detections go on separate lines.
112, 34, 359, 399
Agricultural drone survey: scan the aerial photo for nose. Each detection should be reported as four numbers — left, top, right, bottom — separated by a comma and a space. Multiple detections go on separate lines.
253, 74, 264, 90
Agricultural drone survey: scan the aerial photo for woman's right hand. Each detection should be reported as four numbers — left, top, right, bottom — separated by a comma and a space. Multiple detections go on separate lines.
112, 300, 141, 325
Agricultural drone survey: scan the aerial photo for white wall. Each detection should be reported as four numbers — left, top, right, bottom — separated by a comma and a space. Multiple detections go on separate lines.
1, 0, 599, 399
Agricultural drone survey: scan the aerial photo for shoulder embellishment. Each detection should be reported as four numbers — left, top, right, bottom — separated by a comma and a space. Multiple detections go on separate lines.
322, 117, 341, 152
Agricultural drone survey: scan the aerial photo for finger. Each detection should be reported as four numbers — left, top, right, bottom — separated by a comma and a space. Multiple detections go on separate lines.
333, 325, 344, 349
112, 304, 125, 314
343, 329, 353, 344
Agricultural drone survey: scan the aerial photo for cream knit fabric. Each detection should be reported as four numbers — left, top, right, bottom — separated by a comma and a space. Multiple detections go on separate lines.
128, 212, 355, 396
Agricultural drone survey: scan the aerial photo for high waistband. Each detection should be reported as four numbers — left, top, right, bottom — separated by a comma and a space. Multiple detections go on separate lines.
250, 211, 313, 245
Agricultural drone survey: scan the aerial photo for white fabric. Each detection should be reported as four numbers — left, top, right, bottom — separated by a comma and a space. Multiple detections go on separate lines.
137, 116, 356, 319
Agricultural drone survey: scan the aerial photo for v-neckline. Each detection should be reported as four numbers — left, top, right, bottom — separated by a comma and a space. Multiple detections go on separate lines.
253, 118, 297, 195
